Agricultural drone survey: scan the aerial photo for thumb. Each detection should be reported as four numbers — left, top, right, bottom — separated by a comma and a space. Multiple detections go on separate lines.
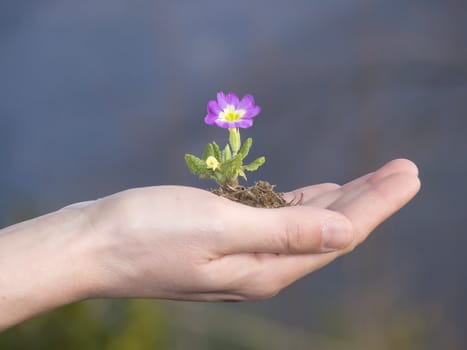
218, 205, 354, 255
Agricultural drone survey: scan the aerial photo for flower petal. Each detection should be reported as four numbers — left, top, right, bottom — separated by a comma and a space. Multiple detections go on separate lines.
217, 92, 228, 108
239, 94, 255, 109
236, 118, 254, 128
212, 118, 254, 129
214, 119, 234, 128
207, 100, 222, 116
225, 92, 240, 108
204, 113, 218, 125
206, 92, 261, 129
244, 105, 261, 119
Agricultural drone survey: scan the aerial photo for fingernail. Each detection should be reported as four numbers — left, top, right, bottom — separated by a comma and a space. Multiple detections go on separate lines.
322, 218, 353, 251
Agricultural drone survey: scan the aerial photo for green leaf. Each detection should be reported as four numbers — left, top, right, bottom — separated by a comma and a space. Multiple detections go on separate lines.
202, 143, 214, 161
185, 153, 224, 186
238, 169, 247, 181
221, 154, 243, 180
222, 144, 232, 161
184, 154, 210, 177
211, 141, 222, 161
243, 156, 265, 171
238, 138, 252, 160
214, 173, 227, 186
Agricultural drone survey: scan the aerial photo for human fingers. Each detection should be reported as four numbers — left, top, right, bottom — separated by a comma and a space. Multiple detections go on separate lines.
216, 159, 418, 257
282, 183, 340, 203
286, 157, 417, 206
250, 171, 421, 291
302, 159, 419, 208
328, 172, 421, 247
302, 173, 373, 208
340, 159, 418, 193
287, 172, 421, 273
214, 171, 420, 299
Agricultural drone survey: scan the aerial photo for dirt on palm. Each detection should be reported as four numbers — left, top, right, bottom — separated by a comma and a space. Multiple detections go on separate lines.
211, 181, 301, 208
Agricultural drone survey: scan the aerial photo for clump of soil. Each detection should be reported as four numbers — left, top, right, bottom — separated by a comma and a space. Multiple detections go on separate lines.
211, 181, 302, 208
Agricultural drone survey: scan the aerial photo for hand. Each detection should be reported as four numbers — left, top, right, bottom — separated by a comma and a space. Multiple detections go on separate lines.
0, 158, 420, 330
80, 158, 420, 301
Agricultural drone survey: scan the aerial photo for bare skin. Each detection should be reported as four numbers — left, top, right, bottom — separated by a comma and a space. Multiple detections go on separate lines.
0, 159, 420, 331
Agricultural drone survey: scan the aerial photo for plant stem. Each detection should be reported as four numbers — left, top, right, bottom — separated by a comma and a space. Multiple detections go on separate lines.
229, 128, 241, 156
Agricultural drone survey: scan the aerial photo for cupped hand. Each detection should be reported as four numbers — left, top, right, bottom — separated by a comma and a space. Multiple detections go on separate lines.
80, 159, 420, 302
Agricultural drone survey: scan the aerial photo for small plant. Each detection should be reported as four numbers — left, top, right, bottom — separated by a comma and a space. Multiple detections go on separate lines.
185, 92, 289, 208
185, 92, 265, 188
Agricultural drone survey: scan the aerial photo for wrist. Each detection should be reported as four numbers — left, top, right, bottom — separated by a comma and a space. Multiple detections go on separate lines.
0, 206, 100, 330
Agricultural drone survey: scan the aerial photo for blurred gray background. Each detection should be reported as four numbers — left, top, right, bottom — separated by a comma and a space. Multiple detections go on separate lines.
1, 0, 466, 349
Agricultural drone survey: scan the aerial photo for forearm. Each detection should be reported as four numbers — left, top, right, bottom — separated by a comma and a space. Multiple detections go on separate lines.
0, 208, 97, 331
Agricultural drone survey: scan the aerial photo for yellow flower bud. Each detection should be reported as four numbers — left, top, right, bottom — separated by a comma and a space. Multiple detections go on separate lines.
206, 156, 220, 171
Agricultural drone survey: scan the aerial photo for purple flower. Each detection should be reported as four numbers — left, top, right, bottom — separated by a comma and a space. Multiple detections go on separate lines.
204, 92, 261, 129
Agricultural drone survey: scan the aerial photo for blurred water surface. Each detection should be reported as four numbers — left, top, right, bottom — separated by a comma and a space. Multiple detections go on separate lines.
1, 1, 466, 349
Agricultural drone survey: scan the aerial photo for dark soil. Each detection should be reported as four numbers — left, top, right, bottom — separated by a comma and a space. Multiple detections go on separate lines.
211, 181, 302, 208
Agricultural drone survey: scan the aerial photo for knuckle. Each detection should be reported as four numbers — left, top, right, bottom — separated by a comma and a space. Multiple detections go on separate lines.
284, 222, 306, 253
